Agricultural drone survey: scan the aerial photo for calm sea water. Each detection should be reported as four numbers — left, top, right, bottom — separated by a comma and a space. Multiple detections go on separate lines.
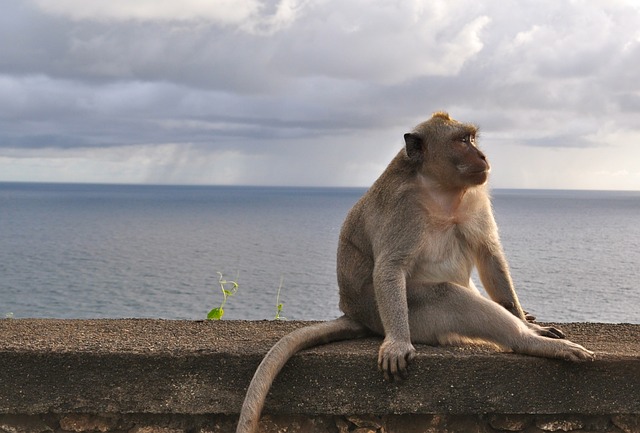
1, 182, 638, 323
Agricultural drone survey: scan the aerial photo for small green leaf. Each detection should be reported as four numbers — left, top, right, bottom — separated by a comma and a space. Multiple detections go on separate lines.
223, 289, 233, 296
207, 307, 224, 320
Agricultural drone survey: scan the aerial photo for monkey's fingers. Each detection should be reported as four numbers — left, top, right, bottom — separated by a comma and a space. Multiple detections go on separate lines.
380, 356, 407, 382
377, 353, 389, 380
527, 322, 566, 339
378, 351, 398, 381
539, 326, 566, 339
377, 343, 416, 381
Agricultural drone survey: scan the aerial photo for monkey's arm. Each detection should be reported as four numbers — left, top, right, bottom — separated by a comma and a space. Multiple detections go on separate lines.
372, 258, 416, 381
475, 244, 526, 320
476, 242, 566, 339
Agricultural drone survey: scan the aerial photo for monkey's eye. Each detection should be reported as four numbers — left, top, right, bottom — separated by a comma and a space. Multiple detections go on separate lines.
461, 135, 475, 145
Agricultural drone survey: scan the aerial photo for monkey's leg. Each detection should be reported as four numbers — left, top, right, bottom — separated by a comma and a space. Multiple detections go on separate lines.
407, 283, 594, 361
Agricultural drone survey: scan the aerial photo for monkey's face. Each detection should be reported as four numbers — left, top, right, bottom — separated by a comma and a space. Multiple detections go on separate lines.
447, 132, 491, 187
405, 113, 491, 189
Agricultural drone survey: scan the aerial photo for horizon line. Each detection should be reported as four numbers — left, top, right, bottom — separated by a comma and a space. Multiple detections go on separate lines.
1, 180, 639, 194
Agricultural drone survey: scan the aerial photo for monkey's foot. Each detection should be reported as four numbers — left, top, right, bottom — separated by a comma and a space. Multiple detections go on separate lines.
520, 337, 595, 362
556, 339, 595, 361
513, 332, 595, 361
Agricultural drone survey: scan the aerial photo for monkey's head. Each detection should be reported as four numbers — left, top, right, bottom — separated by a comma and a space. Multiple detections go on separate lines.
403, 112, 490, 188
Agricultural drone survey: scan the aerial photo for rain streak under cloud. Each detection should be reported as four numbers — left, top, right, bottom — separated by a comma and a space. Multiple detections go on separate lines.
1, 0, 640, 189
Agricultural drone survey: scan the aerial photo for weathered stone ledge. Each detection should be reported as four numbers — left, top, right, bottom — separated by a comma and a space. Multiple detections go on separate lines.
0, 319, 638, 433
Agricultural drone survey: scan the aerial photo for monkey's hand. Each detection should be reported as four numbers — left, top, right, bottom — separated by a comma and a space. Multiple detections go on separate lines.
499, 301, 528, 321
378, 338, 416, 381
527, 322, 566, 339
522, 310, 565, 338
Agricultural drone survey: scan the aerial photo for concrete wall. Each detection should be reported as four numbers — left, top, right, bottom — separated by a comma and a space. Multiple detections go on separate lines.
1, 320, 638, 433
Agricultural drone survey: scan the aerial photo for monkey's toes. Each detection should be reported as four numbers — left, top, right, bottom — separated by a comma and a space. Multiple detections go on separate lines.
575, 348, 595, 361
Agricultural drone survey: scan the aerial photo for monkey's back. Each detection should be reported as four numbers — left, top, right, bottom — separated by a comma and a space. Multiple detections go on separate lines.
336, 150, 412, 326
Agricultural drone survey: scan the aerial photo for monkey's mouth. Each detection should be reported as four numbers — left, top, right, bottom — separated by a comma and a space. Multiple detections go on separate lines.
461, 165, 491, 176
465, 166, 491, 185
471, 161, 491, 174
469, 168, 489, 174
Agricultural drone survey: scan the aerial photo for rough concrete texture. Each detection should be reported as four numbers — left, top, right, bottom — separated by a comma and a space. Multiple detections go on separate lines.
0, 320, 638, 416
3, 413, 638, 433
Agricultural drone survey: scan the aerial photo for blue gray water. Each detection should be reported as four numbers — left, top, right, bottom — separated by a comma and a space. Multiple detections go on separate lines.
1, 183, 638, 323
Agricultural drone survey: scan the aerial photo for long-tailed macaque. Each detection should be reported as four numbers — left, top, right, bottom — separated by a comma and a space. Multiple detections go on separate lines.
235, 112, 594, 433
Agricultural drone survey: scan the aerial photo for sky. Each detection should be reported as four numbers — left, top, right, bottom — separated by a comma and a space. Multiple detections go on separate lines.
1, 0, 640, 190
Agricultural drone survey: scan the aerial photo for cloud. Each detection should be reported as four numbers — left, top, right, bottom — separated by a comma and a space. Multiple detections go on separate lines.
11, 1, 496, 89
35, 0, 261, 25
1, 0, 640, 189
265, 2, 491, 84
35, 0, 308, 37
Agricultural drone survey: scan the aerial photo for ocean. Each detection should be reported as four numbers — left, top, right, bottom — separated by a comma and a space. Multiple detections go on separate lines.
1, 182, 638, 324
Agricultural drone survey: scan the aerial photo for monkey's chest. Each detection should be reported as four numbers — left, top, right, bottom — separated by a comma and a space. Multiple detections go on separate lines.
410, 226, 475, 286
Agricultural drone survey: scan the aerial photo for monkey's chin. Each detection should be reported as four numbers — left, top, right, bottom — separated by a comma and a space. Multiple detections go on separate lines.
466, 171, 489, 185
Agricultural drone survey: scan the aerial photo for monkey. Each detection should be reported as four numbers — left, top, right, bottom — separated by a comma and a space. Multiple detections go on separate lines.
235, 112, 594, 433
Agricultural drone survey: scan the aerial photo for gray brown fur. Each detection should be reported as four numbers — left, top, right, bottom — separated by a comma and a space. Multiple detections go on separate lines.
235, 112, 594, 433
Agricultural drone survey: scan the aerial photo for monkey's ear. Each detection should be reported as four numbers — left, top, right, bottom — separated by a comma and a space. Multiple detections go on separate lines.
404, 133, 424, 163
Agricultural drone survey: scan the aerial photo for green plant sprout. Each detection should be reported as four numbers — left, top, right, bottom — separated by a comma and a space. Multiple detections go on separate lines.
207, 272, 239, 320
274, 275, 287, 320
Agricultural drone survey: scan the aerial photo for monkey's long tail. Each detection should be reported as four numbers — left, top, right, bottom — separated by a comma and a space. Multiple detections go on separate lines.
236, 315, 369, 433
